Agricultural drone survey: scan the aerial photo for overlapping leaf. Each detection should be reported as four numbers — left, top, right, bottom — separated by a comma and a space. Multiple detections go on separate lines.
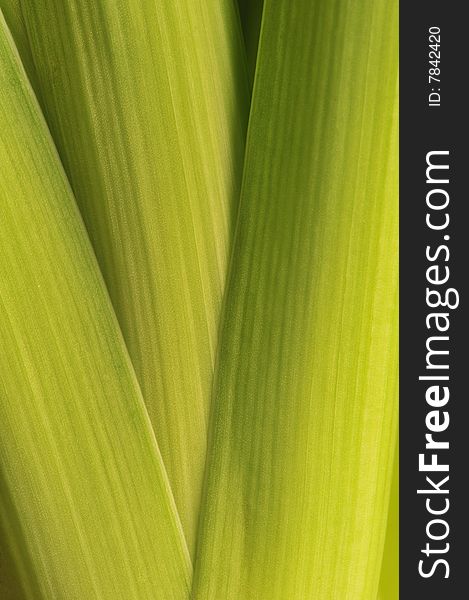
192, 1, 398, 597
1, 0, 249, 556
0, 17, 190, 599
1, 0, 399, 597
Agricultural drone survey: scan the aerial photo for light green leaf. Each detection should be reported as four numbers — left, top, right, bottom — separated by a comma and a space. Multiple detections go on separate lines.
193, 0, 398, 598
378, 446, 399, 600
5, 0, 248, 556
0, 16, 190, 599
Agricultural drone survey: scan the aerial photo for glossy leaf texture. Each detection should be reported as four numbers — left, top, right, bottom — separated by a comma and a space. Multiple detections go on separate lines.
192, 0, 398, 598
0, 17, 190, 599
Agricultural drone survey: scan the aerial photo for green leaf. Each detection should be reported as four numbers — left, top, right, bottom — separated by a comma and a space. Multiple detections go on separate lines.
5, 0, 249, 556
0, 1, 36, 86
0, 16, 190, 599
378, 446, 399, 600
192, 1, 398, 598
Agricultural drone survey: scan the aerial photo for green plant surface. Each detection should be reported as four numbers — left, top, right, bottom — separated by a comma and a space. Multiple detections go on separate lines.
0, 16, 190, 599
3, 0, 249, 557
192, 0, 398, 598
0, 2, 36, 87
378, 445, 399, 600
1, 0, 399, 596
237, 0, 264, 86
0, 516, 26, 600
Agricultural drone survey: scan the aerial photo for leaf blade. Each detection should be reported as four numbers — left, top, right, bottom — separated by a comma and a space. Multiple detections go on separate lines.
0, 17, 190, 599
193, 1, 398, 597
9, 0, 249, 556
